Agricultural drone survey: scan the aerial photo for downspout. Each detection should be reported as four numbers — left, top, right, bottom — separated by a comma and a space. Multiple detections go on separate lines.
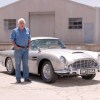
95, 7, 99, 44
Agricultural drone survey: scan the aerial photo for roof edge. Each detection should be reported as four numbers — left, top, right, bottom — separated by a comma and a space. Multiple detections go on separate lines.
0, 0, 23, 10
70, 0, 98, 9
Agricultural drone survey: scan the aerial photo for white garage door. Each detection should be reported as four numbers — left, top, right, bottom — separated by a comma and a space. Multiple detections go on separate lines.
30, 13, 55, 37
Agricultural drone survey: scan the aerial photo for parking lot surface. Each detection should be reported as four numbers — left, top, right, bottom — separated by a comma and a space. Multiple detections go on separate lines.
0, 64, 100, 100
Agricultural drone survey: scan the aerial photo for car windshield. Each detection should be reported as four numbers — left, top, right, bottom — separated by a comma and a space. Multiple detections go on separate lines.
31, 39, 66, 50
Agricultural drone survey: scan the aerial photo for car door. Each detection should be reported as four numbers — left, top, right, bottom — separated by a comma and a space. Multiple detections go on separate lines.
28, 50, 39, 74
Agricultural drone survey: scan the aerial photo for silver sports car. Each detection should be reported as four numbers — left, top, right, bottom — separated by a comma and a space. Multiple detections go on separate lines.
0, 37, 100, 83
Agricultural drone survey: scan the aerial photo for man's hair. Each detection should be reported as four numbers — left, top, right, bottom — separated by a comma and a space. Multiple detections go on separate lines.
18, 18, 26, 24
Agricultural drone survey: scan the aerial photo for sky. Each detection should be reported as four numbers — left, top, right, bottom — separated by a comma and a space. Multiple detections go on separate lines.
0, 0, 100, 8
0, 0, 18, 7
72, 0, 100, 7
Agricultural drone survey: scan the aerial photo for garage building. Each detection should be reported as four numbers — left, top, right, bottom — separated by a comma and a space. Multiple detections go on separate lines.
0, 0, 99, 44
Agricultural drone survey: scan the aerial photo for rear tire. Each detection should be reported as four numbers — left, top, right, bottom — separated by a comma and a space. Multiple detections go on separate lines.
6, 57, 15, 75
81, 74, 96, 80
41, 61, 58, 83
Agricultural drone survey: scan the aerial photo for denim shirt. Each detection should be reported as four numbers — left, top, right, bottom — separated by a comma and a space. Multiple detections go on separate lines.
10, 27, 31, 47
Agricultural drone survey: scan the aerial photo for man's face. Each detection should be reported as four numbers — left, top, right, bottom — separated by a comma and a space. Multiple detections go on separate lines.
18, 21, 25, 30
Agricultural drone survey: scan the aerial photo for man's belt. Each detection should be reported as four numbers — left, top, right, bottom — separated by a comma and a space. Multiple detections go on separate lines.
17, 45, 28, 48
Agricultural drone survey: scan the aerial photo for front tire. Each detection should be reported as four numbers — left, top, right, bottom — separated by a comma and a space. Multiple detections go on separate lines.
81, 74, 96, 80
5, 57, 15, 75
41, 61, 58, 83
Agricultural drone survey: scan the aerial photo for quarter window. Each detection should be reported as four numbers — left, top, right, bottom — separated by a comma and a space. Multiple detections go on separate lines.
69, 18, 82, 29
4, 19, 16, 30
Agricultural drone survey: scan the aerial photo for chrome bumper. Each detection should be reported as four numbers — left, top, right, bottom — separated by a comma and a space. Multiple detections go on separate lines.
55, 68, 100, 75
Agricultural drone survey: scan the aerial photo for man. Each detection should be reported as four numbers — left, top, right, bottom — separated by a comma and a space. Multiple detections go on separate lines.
10, 18, 31, 83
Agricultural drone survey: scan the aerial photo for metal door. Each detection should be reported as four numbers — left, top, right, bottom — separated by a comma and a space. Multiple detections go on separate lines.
84, 23, 94, 43
30, 13, 55, 37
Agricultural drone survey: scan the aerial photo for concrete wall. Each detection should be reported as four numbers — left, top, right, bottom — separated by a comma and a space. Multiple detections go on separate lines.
55, 1, 96, 43
67, 1, 96, 43
0, 43, 100, 52
0, 0, 98, 44
97, 8, 100, 44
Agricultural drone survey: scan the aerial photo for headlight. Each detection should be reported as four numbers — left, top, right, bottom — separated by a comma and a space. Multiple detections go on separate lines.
60, 56, 68, 64
98, 54, 100, 60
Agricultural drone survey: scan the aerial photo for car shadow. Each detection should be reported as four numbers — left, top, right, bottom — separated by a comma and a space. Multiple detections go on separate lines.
22, 74, 100, 87
52, 76, 100, 87
1, 71, 100, 87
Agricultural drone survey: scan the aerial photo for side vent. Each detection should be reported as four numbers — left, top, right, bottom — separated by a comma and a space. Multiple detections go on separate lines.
72, 52, 84, 54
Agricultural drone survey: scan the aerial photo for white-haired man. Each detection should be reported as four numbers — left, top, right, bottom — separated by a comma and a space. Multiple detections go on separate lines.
10, 18, 31, 83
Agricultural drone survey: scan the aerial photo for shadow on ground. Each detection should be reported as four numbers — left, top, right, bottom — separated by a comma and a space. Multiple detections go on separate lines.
0, 70, 100, 87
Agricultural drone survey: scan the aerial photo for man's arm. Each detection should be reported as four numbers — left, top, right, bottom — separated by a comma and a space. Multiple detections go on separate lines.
28, 29, 31, 48
28, 40, 31, 48
10, 30, 20, 49
11, 40, 20, 49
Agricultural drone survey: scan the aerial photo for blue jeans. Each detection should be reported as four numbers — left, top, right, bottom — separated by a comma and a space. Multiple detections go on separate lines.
14, 48, 29, 81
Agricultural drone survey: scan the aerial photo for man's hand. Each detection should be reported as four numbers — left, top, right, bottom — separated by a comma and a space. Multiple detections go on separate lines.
14, 45, 20, 50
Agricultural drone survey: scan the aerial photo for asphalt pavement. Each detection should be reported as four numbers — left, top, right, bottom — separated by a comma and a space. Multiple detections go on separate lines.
0, 64, 100, 100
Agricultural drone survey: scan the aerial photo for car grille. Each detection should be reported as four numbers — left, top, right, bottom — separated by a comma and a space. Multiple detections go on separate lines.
71, 59, 98, 69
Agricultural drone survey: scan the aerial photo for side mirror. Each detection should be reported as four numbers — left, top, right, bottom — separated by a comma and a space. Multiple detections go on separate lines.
37, 47, 41, 52
63, 46, 66, 49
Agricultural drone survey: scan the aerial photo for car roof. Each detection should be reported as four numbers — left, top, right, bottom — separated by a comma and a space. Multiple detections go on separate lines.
31, 37, 59, 41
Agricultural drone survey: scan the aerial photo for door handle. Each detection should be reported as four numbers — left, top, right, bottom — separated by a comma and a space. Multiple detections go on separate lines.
31, 57, 37, 60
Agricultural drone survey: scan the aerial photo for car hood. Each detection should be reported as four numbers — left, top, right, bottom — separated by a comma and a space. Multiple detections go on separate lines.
41, 49, 98, 63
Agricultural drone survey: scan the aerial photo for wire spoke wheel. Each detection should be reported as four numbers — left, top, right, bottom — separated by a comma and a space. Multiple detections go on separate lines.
6, 57, 15, 75
41, 61, 58, 83
43, 64, 52, 80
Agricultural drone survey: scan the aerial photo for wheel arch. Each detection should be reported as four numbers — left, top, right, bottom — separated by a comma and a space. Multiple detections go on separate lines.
5, 57, 10, 67
38, 59, 52, 74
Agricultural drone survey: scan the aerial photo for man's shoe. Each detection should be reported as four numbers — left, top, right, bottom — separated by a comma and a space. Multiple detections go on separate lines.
16, 80, 21, 83
24, 79, 31, 82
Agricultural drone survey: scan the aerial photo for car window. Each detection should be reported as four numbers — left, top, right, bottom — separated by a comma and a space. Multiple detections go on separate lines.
31, 39, 65, 50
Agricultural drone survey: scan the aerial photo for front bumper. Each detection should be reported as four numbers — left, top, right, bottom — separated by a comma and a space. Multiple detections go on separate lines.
55, 68, 100, 76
